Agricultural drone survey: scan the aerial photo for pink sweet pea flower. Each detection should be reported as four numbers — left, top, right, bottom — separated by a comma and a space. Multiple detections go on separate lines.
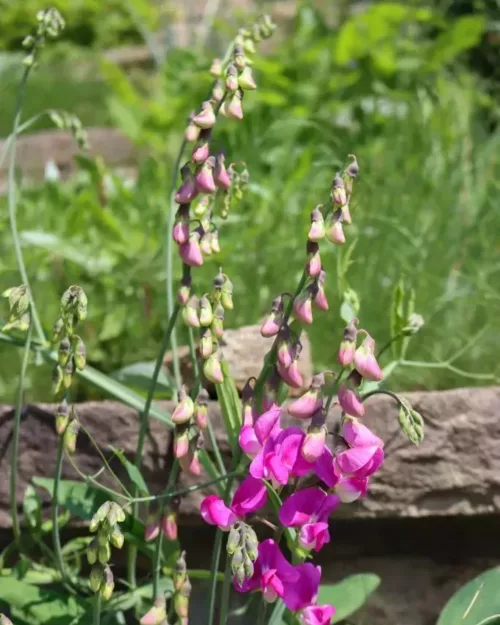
336, 445, 384, 478
284, 562, 322, 611
315, 447, 369, 503
337, 383, 365, 418
200, 476, 267, 531
342, 419, 384, 448
239, 404, 281, 459
300, 604, 336, 625
279, 487, 340, 552
250, 427, 315, 487
354, 335, 383, 381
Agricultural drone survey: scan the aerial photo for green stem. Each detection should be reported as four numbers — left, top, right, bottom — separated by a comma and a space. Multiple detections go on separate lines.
219, 552, 233, 625
165, 142, 187, 392
65, 452, 129, 501
256, 598, 268, 625
7, 66, 45, 344
376, 334, 402, 361
207, 529, 223, 625
152, 460, 180, 600
323, 368, 345, 415
128, 303, 181, 587
10, 323, 32, 542
52, 435, 67, 582
93, 593, 101, 625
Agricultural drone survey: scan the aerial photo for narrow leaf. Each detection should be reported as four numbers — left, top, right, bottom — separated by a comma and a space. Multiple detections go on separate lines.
109, 446, 149, 494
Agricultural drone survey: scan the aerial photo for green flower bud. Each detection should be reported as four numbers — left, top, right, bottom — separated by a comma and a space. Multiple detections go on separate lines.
221, 277, 233, 311
72, 335, 86, 370
227, 525, 240, 555
98, 542, 111, 564
52, 365, 64, 396
61, 285, 87, 322
398, 400, 424, 446
235, 563, 246, 586
199, 295, 214, 327
243, 557, 254, 579
107, 502, 125, 525
58, 337, 71, 367
63, 358, 75, 390
90, 502, 111, 533
231, 547, 244, 574
110, 526, 124, 549
89, 563, 104, 592
3, 285, 29, 317
100, 565, 114, 600
55, 398, 70, 435
174, 550, 187, 592
97, 526, 110, 546
87, 538, 98, 565
51, 318, 65, 345
63, 419, 80, 454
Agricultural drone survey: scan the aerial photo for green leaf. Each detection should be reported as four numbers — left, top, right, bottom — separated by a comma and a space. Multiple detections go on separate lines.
111, 360, 171, 394
317, 573, 381, 623
23, 485, 42, 531
0, 578, 86, 624
215, 361, 242, 451
437, 567, 500, 625
109, 446, 149, 494
33, 478, 108, 521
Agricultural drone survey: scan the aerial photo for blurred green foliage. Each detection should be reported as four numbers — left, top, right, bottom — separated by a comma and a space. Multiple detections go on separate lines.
1, 1, 500, 400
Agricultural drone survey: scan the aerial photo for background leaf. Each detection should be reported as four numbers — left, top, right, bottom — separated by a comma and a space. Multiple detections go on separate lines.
317, 573, 381, 623
33, 478, 108, 521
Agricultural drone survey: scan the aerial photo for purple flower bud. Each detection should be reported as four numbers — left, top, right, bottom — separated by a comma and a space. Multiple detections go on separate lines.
288, 386, 323, 419
222, 89, 244, 120
215, 153, 231, 190
172, 386, 195, 424
195, 159, 216, 194
293, 291, 313, 325
354, 335, 383, 381
337, 383, 365, 418
210, 58, 223, 77
174, 427, 190, 459
204, 353, 224, 384
172, 206, 190, 245
212, 78, 225, 103
306, 241, 321, 277
277, 359, 303, 389
225, 62, 239, 91
302, 424, 327, 462
200, 328, 213, 359
193, 101, 216, 130
182, 295, 200, 328
239, 66, 257, 90
331, 172, 347, 206
308, 206, 325, 241
175, 164, 198, 205
192, 140, 210, 164
180, 233, 204, 267
261, 296, 284, 337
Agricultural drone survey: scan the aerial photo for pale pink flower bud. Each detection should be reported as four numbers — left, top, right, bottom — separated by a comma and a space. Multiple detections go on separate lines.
225, 62, 239, 91
302, 424, 327, 462
172, 205, 190, 245
293, 291, 313, 325
337, 318, 358, 366
172, 386, 195, 425
337, 382, 365, 418
195, 158, 216, 194
214, 153, 231, 190
222, 90, 244, 120
194, 388, 209, 429
261, 296, 284, 337
331, 172, 347, 206
288, 376, 323, 419
200, 327, 213, 359
210, 58, 223, 77
211, 303, 225, 339
180, 233, 204, 267
184, 121, 200, 142
161, 511, 178, 541
175, 164, 198, 205
174, 427, 189, 459
239, 66, 257, 90
182, 295, 200, 328
277, 360, 303, 389
144, 519, 160, 542
306, 241, 321, 277
342, 203, 352, 224
180, 450, 202, 476
199, 295, 214, 326
308, 206, 325, 241
140, 597, 167, 625
313, 273, 329, 311
204, 353, 224, 384
193, 101, 216, 129
354, 335, 383, 381
325, 210, 345, 245
212, 78, 225, 103
233, 44, 246, 70
277, 332, 293, 368
192, 139, 210, 164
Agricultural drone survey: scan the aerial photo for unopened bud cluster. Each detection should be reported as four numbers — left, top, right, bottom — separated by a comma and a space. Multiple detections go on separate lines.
49, 110, 89, 150
144, 497, 179, 543
22, 8, 65, 67
2, 285, 30, 332
172, 386, 206, 476
88, 501, 125, 600
227, 522, 259, 585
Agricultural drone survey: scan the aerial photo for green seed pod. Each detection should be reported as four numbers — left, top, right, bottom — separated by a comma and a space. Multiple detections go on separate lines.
57, 337, 71, 367
87, 538, 99, 565
110, 526, 124, 549
72, 335, 86, 370
89, 563, 104, 592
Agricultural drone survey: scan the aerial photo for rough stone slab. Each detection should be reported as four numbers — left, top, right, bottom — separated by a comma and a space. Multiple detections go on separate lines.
1, 386, 500, 528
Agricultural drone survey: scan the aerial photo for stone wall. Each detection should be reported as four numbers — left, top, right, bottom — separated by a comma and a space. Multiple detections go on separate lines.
1, 386, 500, 624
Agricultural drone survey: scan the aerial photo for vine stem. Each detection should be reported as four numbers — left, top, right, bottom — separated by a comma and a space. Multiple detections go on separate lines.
7, 65, 46, 344
93, 592, 102, 625
152, 460, 180, 600
10, 323, 32, 542
218, 552, 233, 625
128, 302, 181, 588
207, 528, 224, 625
52, 435, 67, 582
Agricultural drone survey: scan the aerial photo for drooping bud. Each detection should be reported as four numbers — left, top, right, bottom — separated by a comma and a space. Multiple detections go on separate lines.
199, 295, 214, 327
90, 502, 111, 533
199, 327, 213, 360
293, 289, 313, 325
193, 194, 211, 219
172, 385, 195, 425
52, 365, 64, 396
325, 209, 345, 245
398, 399, 424, 445
312, 270, 329, 311
61, 285, 87, 323
308, 205, 325, 241
338, 318, 358, 367
182, 295, 200, 328
192, 132, 210, 164
63, 358, 75, 389
87, 538, 99, 564
342, 203, 352, 224
354, 335, 383, 381
174, 550, 188, 591
193, 101, 216, 130
211, 229, 221, 254
175, 164, 198, 205
51, 317, 65, 344
179, 447, 202, 476
345, 154, 359, 179
180, 232, 204, 267
144, 503, 161, 542
98, 541, 111, 564
302, 422, 327, 462
107, 502, 126, 525
239, 66, 257, 90
55, 398, 70, 435
288, 374, 324, 419
260, 296, 284, 337
212, 78, 225, 103
174, 577, 192, 619
195, 157, 216, 194
244, 524, 259, 561
331, 172, 347, 206
233, 43, 246, 70
223, 89, 244, 120
277, 357, 303, 389
100, 565, 114, 600
203, 351, 224, 384
214, 153, 231, 190
184, 118, 200, 143
174, 425, 190, 459
337, 371, 365, 418
63, 418, 80, 454
177, 272, 192, 306
277, 329, 293, 369
72, 335, 86, 370
211, 303, 225, 339
225, 62, 239, 91
306, 241, 321, 277
161, 509, 178, 540
89, 563, 104, 592
97, 526, 110, 547
110, 526, 124, 549
140, 597, 167, 625
221, 276, 234, 311
194, 388, 209, 429
58, 337, 71, 367
210, 58, 223, 77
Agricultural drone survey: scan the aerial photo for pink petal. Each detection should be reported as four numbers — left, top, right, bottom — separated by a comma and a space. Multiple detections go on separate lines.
254, 404, 282, 444
200, 495, 237, 530
302, 428, 326, 463
283, 563, 321, 611
279, 487, 329, 527
267, 452, 290, 485
334, 476, 369, 502
239, 425, 261, 458
179, 240, 203, 267
343, 419, 384, 448
299, 521, 330, 552
315, 447, 340, 489
336, 446, 384, 477
231, 476, 268, 517
337, 384, 365, 418
288, 391, 323, 419
300, 604, 336, 625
